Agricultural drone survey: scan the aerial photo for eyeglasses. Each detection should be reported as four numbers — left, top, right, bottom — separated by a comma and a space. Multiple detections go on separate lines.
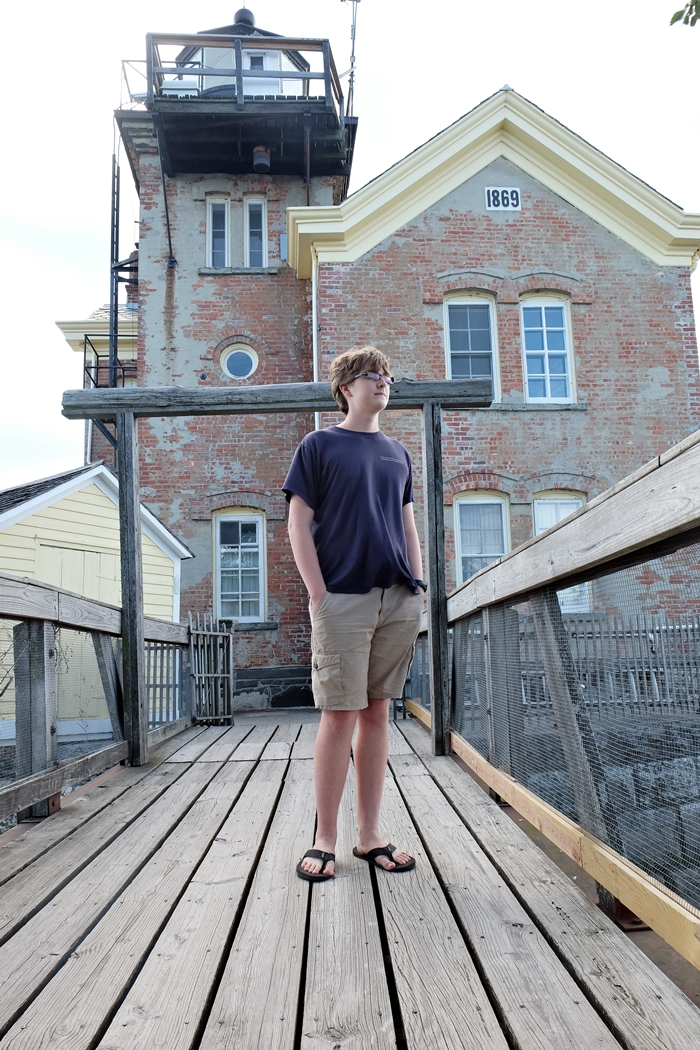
352, 371, 395, 386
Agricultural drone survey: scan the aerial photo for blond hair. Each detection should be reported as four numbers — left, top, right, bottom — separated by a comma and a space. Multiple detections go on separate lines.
330, 346, 391, 414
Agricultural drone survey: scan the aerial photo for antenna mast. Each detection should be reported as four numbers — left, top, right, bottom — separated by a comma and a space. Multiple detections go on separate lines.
341, 0, 360, 118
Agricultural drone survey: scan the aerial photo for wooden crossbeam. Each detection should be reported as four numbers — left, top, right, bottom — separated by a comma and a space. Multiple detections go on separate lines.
61, 378, 491, 760
61, 379, 492, 420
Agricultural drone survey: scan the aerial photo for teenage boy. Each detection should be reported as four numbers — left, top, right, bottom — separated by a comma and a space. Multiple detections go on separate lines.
283, 346, 426, 881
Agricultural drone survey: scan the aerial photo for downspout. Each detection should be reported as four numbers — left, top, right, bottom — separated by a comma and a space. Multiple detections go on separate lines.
312, 247, 320, 431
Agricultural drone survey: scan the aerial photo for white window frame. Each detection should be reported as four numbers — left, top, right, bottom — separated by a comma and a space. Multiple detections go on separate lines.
453, 492, 510, 586
533, 494, 589, 612
520, 295, 575, 404
245, 197, 268, 268
444, 295, 501, 402
215, 511, 266, 622
206, 197, 229, 268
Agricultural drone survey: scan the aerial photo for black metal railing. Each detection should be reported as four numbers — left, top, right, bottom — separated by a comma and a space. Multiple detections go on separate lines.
83, 336, 137, 389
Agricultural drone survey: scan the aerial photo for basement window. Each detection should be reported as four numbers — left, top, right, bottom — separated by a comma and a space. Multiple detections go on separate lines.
245, 199, 267, 268
207, 199, 229, 268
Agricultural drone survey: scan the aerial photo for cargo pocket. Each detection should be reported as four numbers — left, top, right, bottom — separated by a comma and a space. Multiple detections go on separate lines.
311, 652, 344, 705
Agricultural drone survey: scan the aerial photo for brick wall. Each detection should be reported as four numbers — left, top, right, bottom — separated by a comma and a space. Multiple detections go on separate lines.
134, 153, 699, 687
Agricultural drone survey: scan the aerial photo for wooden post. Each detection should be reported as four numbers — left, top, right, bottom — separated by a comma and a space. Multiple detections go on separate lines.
13, 620, 58, 818
117, 410, 148, 765
421, 401, 450, 755
180, 641, 193, 722
91, 632, 124, 741
530, 588, 621, 850
483, 605, 526, 781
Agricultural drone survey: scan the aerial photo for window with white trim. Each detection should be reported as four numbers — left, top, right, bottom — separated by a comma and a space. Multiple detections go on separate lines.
521, 299, 573, 402
217, 514, 265, 621
207, 198, 229, 268
446, 300, 495, 396
454, 494, 508, 584
533, 496, 588, 612
245, 199, 267, 268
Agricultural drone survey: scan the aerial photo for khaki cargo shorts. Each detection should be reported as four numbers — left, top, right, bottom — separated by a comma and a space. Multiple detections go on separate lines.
310, 585, 423, 711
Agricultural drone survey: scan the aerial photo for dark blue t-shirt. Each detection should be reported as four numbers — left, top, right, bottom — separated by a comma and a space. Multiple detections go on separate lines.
283, 426, 417, 594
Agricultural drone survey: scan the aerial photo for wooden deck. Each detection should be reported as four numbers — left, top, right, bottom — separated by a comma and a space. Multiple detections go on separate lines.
0, 716, 698, 1050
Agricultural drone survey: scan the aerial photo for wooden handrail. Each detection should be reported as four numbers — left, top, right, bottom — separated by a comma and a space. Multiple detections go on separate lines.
0, 572, 188, 645
404, 702, 700, 970
447, 428, 700, 623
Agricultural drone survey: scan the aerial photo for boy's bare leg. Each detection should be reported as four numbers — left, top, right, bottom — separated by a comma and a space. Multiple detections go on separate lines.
300, 708, 357, 876
354, 697, 412, 870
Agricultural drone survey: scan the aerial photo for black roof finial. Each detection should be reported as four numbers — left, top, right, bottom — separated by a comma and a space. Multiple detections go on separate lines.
234, 7, 255, 26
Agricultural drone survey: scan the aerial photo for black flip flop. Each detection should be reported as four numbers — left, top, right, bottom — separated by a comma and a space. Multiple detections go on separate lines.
353, 843, 415, 872
296, 848, 336, 882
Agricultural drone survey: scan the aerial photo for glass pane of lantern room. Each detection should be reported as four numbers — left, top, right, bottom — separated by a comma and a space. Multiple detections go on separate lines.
243, 50, 281, 94
202, 47, 237, 90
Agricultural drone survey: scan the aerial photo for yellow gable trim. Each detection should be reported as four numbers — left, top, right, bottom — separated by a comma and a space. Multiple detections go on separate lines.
288, 90, 700, 278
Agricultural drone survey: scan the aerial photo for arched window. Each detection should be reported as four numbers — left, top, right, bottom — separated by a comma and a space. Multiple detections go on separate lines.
444, 294, 500, 401
520, 295, 574, 403
453, 492, 509, 585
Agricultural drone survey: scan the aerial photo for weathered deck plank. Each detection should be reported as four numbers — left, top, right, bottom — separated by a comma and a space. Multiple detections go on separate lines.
196, 725, 253, 762
2, 762, 278, 1050
377, 772, 509, 1050
0, 763, 186, 945
0, 726, 205, 885
401, 718, 700, 1050
301, 773, 395, 1050
387, 721, 412, 755
393, 762, 620, 1050
229, 724, 278, 762
0, 761, 224, 1035
200, 759, 315, 1050
167, 726, 229, 762
291, 722, 318, 760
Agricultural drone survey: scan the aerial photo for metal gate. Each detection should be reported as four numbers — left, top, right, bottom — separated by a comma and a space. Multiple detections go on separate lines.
188, 613, 235, 724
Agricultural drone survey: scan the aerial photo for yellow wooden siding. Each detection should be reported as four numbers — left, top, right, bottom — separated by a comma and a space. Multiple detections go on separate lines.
0, 483, 175, 619
0, 483, 178, 731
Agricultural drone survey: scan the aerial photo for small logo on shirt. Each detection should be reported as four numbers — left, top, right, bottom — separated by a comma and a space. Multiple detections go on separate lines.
381, 456, 403, 463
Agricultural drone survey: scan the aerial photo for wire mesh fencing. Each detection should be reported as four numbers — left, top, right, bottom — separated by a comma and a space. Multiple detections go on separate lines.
0, 617, 185, 792
450, 539, 700, 911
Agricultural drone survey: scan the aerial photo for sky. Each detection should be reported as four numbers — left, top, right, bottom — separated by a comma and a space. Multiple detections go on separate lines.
0, 0, 698, 489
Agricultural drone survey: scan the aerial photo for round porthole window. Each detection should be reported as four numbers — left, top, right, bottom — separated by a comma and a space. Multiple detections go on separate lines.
221, 344, 258, 379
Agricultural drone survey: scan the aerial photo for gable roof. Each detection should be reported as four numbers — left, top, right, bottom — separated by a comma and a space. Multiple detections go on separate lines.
0, 463, 193, 562
287, 89, 700, 278
0, 464, 97, 515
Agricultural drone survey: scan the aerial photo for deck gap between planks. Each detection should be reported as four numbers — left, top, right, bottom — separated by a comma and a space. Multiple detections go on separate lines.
293, 855, 315, 1050
387, 759, 526, 1050
366, 857, 409, 1050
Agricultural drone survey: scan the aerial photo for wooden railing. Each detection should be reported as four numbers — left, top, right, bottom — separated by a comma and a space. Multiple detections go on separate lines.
406, 427, 700, 969
0, 573, 191, 821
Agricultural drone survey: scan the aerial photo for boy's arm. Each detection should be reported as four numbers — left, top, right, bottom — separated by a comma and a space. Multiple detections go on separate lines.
402, 503, 424, 582
287, 494, 327, 614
